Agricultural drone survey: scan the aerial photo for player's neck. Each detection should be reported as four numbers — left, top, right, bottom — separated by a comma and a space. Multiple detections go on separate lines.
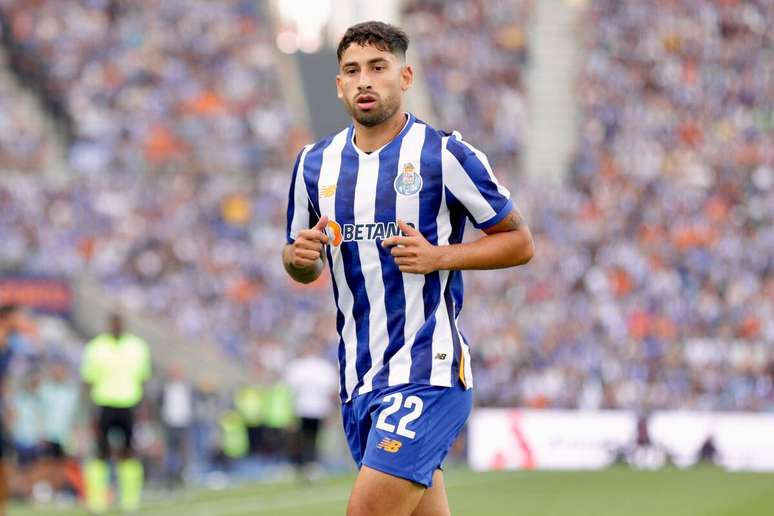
353, 111, 407, 153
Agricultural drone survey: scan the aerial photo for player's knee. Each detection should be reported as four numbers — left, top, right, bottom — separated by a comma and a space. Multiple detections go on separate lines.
410, 492, 451, 516
348, 485, 424, 516
346, 494, 378, 516
347, 486, 399, 516
411, 506, 450, 516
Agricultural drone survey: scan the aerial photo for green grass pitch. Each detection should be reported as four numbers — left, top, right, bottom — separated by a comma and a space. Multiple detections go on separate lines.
11, 466, 774, 515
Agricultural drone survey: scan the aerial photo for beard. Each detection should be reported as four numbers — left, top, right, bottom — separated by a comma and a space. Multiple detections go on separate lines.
345, 92, 401, 127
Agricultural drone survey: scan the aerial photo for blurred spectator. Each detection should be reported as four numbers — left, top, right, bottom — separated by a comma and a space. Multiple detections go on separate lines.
466, 0, 773, 411
403, 0, 530, 171
261, 372, 296, 461
284, 342, 338, 477
260, 375, 295, 462
159, 367, 193, 487
81, 313, 151, 514
234, 383, 264, 457
0, 0, 321, 372
9, 367, 43, 493
0, 75, 50, 172
191, 377, 222, 472
697, 435, 718, 465
0, 304, 38, 511
36, 353, 79, 497
39, 354, 79, 456
0, 0, 770, 417
216, 409, 249, 469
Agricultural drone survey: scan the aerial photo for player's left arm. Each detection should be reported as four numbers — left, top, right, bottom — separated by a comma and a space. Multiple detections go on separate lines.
139, 338, 152, 383
383, 212, 533, 274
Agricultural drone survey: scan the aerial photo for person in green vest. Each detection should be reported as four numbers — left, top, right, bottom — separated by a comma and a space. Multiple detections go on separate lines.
80, 314, 151, 514
261, 378, 296, 460
233, 384, 263, 455
218, 410, 249, 463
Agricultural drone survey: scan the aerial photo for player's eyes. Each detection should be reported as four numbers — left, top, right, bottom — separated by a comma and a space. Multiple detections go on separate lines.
345, 68, 357, 75
374, 65, 385, 72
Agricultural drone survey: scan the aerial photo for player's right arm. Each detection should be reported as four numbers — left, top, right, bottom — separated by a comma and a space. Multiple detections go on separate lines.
283, 145, 329, 284
282, 216, 329, 284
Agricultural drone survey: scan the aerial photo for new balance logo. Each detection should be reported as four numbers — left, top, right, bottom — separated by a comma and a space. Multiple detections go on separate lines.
434, 353, 447, 360
376, 437, 402, 453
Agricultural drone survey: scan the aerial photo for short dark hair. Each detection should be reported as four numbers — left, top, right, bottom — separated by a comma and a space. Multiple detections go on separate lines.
337, 21, 409, 63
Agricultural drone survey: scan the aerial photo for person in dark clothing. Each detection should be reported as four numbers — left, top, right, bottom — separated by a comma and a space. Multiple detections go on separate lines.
0, 305, 30, 516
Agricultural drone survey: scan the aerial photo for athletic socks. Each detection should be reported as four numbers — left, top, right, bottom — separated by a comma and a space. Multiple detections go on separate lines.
84, 459, 109, 514
117, 458, 144, 512
84, 458, 143, 513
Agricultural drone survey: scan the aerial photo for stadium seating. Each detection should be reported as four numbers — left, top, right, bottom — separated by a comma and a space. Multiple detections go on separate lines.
462, 0, 773, 410
0, 0, 331, 364
402, 0, 530, 171
0, 0, 771, 411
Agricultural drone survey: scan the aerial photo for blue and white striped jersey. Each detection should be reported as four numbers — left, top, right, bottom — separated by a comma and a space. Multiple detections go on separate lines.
286, 113, 513, 401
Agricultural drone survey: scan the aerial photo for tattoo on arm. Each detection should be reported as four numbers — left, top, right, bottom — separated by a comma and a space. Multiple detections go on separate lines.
503, 210, 523, 231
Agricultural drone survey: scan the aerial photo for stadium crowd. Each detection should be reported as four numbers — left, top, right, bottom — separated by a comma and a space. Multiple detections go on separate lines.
1, 306, 335, 505
402, 0, 530, 169
0, 0, 332, 364
0, 66, 50, 172
462, 0, 773, 410
0, 0, 771, 418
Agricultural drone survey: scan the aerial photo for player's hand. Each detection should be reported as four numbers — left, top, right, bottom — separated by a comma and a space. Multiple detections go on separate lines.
382, 220, 440, 274
290, 216, 330, 268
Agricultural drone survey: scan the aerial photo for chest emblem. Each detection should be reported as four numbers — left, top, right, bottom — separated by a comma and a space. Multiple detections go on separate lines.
394, 162, 422, 196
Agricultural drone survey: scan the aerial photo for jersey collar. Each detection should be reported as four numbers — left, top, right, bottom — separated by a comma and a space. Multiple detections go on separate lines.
347, 112, 414, 159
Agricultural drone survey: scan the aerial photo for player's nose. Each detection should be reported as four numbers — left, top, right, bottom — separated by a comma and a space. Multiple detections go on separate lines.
357, 73, 373, 89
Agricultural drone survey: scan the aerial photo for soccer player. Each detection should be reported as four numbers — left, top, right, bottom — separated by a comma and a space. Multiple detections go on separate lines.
283, 21, 534, 516
81, 314, 151, 514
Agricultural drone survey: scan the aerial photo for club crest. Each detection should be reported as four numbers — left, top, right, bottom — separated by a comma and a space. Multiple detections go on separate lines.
394, 162, 422, 196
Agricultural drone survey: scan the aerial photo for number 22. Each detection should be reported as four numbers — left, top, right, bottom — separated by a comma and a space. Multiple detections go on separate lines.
374, 393, 423, 439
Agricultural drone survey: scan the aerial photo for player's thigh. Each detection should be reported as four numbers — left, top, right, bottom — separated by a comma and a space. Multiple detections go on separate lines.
411, 470, 450, 516
101, 407, 135, 457
347, 465, 425, 516
117, 408, 136, 456
95, 407, 112, 458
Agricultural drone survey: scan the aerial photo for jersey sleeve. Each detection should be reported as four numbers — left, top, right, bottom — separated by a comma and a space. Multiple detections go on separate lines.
442, 133, 513, 229
286, 145, 314, 244
139, 338, 152, 382
80, 338, 100, 384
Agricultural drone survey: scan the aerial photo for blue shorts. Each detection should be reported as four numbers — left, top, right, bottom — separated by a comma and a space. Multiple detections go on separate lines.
341, 381, 473, 488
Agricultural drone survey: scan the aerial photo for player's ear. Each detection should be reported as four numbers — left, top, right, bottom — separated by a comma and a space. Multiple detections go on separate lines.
336, 74, 344, 99
401, 64, 413, 92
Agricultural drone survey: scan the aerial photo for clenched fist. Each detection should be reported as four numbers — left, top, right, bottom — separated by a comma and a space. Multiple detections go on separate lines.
382, 219, 441, 274
288, 215, 330, 269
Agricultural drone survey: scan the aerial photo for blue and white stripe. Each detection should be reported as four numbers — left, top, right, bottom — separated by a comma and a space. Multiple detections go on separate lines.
286, 113, 512, 401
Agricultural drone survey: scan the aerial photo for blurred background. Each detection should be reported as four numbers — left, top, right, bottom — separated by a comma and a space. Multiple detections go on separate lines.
0, 0, 771, 514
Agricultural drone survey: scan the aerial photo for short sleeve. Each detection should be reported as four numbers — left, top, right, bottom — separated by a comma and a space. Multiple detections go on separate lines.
442, 134, 513, 229
286, 145, 314, 244
139, 338, 152, 382
80, 338, 100, 383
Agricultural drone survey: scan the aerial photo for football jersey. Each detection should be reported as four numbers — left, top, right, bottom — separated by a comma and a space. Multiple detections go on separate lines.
286, 113, 512, 401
